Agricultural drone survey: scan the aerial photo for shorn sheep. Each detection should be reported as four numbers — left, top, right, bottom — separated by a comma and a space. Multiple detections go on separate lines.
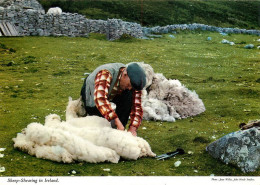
47, 7, 62, 15
13, 98, 156, 163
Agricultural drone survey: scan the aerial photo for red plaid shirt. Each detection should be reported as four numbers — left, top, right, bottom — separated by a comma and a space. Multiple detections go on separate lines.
94, 68, 143, 128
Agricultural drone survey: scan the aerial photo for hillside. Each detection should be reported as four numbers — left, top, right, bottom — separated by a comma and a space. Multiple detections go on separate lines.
38, 0, 260, 29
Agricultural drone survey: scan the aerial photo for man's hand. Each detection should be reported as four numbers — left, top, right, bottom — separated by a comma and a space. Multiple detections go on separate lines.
128, 126, 137, 136
114, 118, 124, 131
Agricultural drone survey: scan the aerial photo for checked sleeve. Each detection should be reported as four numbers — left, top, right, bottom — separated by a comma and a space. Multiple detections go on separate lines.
130, 90, 143, 128
94, 70, 118, 122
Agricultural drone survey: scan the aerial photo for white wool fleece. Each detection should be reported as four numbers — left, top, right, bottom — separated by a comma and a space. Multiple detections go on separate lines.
44, 114, 154, 160
135, 62, 206, 122
22, 122, 120, 163
13, 114, 155, 163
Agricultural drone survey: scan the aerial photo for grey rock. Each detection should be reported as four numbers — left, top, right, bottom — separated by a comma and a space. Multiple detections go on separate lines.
206, 127, 260, 173
244, 44, 254, 49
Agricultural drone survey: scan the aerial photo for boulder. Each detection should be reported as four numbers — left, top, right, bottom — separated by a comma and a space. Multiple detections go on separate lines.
206, 125, 260, 173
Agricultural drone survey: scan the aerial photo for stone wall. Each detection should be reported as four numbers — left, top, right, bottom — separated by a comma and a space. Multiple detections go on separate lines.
143, 23, 260, 36
107, 19, 143, 40
0, 0, 44, 13
0, 7, 144, 39
0, 0, 259, 39
0, 9, 89, 37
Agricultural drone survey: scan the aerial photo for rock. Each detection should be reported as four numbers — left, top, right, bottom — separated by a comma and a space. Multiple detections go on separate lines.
221, 39, 230, 44
206, 126, 260, 173
221, 39, 235, 46
0, 166, 5, 173
244, 44, 254, 49
0, 0, 45, 13
174, 161, 181, 167
37, 28, 44, 36
188, 151, 194, 155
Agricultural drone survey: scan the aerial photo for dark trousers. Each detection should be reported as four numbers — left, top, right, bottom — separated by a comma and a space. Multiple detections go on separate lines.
82, 89, 133, 127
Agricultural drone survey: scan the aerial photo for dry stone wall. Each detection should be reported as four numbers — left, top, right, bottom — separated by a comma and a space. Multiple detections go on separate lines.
0, 7, 144, 39
0, 0, 259, 39
107, 19, 143, 40
143, 23, 260, 36
0, 0, 44, 13
0, 9, 89, 37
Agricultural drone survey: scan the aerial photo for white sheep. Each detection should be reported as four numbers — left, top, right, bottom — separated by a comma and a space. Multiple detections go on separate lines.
15, 122, 120, 163
47, 113, 155, 159
13, 111, 156, 163
47, 7, 62, 15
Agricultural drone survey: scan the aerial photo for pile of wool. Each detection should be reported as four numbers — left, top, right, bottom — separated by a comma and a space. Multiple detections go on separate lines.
137, 62, 206, 122
13, 99, 155, 163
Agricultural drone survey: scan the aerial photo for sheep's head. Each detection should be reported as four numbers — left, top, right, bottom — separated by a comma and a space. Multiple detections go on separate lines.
66, 97, 86, 120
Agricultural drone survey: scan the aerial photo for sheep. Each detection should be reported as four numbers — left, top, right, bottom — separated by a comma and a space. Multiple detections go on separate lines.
65, 97, 112, 128
13, 112, 155, 163
45, 113, 155, 160
21, 122, 120, 163
47, 7, 62, 15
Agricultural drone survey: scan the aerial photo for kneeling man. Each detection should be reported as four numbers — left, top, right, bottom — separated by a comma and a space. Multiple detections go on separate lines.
81, 63, 146, 136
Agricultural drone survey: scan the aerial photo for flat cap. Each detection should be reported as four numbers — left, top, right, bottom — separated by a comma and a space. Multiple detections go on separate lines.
127, 63, 146, 90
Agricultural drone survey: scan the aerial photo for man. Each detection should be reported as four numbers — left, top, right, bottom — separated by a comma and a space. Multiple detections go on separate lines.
81, 63, 146, 136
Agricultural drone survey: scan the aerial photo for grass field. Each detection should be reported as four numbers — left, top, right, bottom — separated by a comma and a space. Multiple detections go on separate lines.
0, 31, 259, 176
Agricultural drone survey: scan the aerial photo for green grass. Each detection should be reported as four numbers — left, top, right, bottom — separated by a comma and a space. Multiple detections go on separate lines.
0, 32, 259, 176
38, 0, 260, 29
